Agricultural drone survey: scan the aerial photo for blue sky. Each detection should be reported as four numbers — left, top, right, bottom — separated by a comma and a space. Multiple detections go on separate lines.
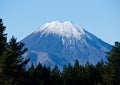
0, 0, 120, 45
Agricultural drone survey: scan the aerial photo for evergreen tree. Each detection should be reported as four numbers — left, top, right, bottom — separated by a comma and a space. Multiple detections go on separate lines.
106, 42, 120, 85
95, 60, 106, 85
74, 60, 79, 73
0, 19, 7, 57
84, 62, 96, 85
73, 60, 81, 85
35, 62, 43, 84
41, 65, 51, 85
27, 63, 38, 85
78, 64, 86, 85
0, 37, 29, 85
51, 64, 61, 85
62, 65, 67, 85
65, 63, 74, 85
28, 63, 35, 79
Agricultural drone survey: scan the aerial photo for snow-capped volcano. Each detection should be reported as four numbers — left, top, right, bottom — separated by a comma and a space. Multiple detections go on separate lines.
22, 21, 112, 69
35, 21, 85, 39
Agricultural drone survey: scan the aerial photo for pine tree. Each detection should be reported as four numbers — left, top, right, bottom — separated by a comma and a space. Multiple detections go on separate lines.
0, 37, 29, 85
95, 60, 106, 85
62, 65, 67, 85
51, 64, 61, 85
28, 63, 38, 85
35, 62, 43, 84
41, 65, 51, 85
74, 60, 79, 72
28, 63, 35, 79
0, 19, 7, 57
84, 62, 96, 85
106, 42, 120, 85
73, 60, 81, 85
65, 63, 74, 85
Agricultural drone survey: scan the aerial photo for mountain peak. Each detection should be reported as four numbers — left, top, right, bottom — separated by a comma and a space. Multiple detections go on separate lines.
35, 21, 85, 39
22, 21, 112, 69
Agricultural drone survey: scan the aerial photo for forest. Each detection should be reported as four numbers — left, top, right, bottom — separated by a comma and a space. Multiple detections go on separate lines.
0, 19, 120, 85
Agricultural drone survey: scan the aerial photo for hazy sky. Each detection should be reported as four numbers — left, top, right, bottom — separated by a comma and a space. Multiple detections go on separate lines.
0, 0, 120, 45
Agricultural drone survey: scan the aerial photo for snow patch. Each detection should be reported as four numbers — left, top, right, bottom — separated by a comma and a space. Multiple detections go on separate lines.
35, 21, 85, 39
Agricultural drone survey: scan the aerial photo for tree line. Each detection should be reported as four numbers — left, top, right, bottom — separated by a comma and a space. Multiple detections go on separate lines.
0, 19, 120, 85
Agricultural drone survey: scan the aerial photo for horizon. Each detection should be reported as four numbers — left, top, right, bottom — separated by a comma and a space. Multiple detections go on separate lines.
0, 0, 120, 45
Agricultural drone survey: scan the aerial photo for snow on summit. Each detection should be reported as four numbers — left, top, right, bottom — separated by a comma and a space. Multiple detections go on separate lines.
36, 21, 85, 39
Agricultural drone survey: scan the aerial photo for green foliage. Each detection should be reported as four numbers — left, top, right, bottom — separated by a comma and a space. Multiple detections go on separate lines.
0, 19, 7, 57
105, 42, 120, 85
0, 37, 29, 85
95, 60, 106, 85
28, 63, 35, 79
51, 64, 61, 85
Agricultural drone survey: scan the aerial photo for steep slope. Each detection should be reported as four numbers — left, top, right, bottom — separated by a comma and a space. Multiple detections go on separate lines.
22, 21, 112, 69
